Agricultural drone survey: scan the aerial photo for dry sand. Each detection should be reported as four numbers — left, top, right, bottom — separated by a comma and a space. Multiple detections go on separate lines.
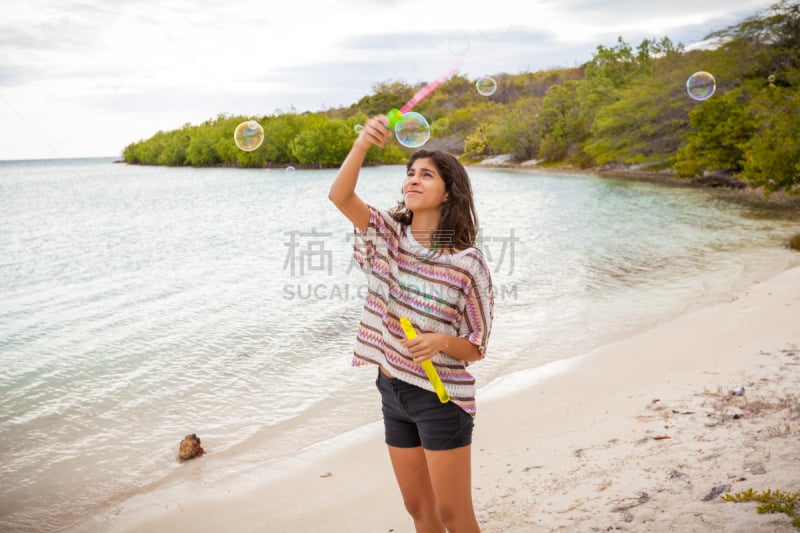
70, 265, 800, 532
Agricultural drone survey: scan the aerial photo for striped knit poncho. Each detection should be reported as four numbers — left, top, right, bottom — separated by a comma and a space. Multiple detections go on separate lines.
352, 205, 494, 416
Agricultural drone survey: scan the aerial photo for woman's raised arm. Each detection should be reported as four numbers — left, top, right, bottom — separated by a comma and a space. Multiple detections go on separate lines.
328, 115, 393, 232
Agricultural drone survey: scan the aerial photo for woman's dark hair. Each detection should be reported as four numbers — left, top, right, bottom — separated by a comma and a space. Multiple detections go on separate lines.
391, 149, 478, 252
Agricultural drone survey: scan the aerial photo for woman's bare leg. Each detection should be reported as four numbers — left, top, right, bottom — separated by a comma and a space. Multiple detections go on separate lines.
387, 445, 446, 533
424, 445, 480, 533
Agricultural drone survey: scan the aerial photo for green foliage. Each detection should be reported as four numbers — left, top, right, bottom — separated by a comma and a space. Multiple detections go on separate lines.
484, 96, 543, 160
707, 0, 800, 50
185, 126, 220, 166
419, 75, 478, 118
584, 36, 645, 89
350, 80, 413, 117
289, 116, 354, 165
122, 1, 800, 192
261, 114, 305, 163
589, 57, 693, 166
740, 86, 800, 194
722, 488, 800, 528
538, 81, 581, 161
463, 126, 489, 158
674, 88, 754, 175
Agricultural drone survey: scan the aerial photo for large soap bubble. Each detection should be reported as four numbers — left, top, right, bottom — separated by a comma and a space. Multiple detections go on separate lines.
448, 31, 469, 55
395, 112, 431, 149
476, 76, 497, 96
234, 120, 264, 151
686, 71, 716, 101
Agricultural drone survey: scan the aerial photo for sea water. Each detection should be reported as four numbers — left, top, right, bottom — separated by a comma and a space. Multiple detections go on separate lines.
0, 157, 797, 531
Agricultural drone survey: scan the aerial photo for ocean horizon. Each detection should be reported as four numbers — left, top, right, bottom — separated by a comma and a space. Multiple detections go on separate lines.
1, 157, 798, 531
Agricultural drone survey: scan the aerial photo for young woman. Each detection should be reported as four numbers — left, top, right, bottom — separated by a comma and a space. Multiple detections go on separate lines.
329, 115, 493, 533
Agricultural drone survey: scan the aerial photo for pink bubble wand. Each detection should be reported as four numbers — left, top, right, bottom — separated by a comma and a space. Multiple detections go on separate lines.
387, 59, 464, 127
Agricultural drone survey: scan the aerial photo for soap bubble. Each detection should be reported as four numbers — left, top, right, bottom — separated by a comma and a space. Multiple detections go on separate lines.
234, 120, 264, 151
686, 71, 716, 101
286, 166, 296, 174
354, 124, 364, 134
448, 31, 469, 55
476, 76, 497, 96
395, 112, 430, 149
480, 24, 512, 41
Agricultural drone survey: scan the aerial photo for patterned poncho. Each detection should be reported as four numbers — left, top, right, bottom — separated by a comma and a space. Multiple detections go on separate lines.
352, 206, 494, 416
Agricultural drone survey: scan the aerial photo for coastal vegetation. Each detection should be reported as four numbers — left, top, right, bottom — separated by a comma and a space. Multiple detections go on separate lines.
122, 1, 800, 195
722, 488, 800, 528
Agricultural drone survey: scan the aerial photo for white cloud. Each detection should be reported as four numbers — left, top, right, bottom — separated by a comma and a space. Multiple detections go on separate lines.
0, 0, 776, 160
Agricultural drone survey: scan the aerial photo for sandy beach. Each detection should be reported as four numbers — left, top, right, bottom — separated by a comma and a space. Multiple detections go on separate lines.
70, 263, 800, 532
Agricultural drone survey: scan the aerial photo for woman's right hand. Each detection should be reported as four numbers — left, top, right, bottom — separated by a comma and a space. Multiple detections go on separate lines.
355, 115, 394, 150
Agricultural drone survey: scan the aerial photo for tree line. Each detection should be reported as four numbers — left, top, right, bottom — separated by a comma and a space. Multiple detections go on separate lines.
122, 1, 800, 195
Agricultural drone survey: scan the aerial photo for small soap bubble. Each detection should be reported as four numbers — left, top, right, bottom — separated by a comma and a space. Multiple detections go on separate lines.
395, 112, 431, 149
286, 166, 296, 174
448, 31, 470, 55
480, 24, 512, 41
686, 71, 716, 101
234, 120, 265, 151
476, 76, 497, 96
768, 74, 776, 83
354, 124, 364, 134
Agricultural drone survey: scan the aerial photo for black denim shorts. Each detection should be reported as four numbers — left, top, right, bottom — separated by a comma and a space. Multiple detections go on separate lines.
376, 369, 474, 451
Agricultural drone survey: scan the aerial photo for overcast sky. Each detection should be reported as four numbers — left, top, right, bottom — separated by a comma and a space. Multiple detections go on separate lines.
0, 0, 775, 161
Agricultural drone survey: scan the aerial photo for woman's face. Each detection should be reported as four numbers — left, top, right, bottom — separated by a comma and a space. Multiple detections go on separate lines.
402, 157, 448, 213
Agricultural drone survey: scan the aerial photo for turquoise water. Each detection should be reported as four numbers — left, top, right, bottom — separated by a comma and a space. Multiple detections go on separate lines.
0, 158, 797, 531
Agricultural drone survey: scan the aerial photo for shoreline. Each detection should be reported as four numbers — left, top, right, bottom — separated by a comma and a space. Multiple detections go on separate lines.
472, 158, 800, 212
68, 263, 800, 532
117, 157, 800, 213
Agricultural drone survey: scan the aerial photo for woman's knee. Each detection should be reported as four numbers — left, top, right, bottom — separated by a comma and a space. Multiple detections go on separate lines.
403, 495, 436, 519
436, 500, 476, 529
435, 501, 457, 524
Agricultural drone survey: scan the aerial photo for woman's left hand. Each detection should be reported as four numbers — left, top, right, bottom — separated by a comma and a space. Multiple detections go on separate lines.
401, 333, 445, 363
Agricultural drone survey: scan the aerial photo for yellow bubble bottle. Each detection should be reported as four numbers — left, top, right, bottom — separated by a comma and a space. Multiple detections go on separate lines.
399, 317, 450, 403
